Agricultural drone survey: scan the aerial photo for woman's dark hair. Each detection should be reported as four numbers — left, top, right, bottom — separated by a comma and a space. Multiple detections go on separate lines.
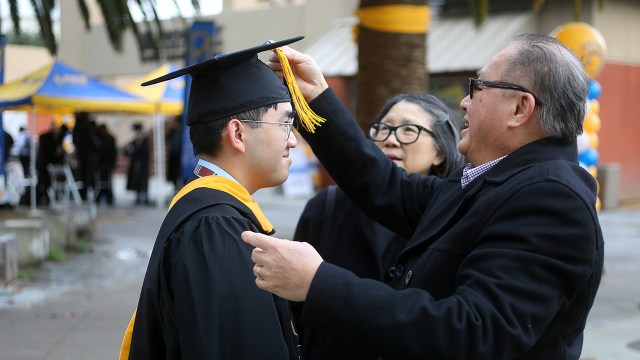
373, 93, 464, 178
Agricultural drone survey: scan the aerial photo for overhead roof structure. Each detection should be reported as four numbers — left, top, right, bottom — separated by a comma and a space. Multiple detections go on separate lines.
305, 12, 536, 76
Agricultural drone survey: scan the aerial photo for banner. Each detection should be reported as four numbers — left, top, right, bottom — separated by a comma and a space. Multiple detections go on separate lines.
180, 21, 217, 182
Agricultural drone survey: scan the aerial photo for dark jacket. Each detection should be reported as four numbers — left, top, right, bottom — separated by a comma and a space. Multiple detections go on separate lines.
126, 135, 150, 192
296, 89, 603, 360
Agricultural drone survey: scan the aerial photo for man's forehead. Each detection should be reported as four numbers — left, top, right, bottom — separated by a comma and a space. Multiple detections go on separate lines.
480, 48, 512, 78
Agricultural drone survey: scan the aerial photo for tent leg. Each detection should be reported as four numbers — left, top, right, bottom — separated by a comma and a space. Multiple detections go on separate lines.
154, 112, 166, 209
30, 107, 37, 212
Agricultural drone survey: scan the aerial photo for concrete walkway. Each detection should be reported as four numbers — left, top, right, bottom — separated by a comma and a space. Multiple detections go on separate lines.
0, 185, 639, 360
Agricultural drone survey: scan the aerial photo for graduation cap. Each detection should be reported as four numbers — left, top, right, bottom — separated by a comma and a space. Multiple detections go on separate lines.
142, 36, 324, 132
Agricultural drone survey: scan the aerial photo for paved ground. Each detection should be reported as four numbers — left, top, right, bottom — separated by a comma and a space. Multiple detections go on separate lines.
1, 183, 639, 360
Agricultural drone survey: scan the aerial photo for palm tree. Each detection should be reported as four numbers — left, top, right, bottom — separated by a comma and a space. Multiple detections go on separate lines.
356, 0, 428, 132
355, 0, 606, 131
1, 0, 201, 61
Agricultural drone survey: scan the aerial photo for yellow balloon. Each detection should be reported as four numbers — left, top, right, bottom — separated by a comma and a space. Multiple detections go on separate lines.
588, 165, 598, 179
589, 99, 600, 115
550, 22, 607, 79
583, 112, 601, 133
595, 196, 601, 212
588, 131, 599, 149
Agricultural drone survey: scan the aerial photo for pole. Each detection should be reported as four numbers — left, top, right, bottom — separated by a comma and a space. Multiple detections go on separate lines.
154, 110, 165, 208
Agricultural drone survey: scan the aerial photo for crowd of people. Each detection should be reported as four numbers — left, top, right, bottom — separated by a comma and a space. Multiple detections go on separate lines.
0, 112, 166, 208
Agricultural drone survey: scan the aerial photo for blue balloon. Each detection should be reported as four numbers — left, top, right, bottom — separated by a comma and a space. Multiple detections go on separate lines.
588, 80, 602, 100
578, 148, 599, 167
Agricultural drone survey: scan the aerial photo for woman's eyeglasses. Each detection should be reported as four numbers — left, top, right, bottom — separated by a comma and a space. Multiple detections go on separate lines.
468, 78, 543, 105
369, 122, 434, 145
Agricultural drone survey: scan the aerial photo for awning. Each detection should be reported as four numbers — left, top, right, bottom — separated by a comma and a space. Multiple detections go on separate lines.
125, 64, 185, 116
0, 61, 154, 114
304, 12, 537, 76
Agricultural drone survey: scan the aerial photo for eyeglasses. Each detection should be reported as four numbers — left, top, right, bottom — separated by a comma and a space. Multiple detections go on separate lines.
468, 78, 543, 106
368, 122, 434, 145
239, 119, 294, 140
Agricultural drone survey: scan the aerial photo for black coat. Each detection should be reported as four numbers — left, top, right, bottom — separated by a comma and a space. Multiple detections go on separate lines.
296, 89, 604, 360
126, 136, 150, 192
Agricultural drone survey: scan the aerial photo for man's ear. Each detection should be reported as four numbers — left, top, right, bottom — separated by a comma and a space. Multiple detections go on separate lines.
225, 119, 247, 154
508, 93, 536, 128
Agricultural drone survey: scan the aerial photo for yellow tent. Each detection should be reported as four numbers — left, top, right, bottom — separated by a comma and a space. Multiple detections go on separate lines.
125, 64, 184, 116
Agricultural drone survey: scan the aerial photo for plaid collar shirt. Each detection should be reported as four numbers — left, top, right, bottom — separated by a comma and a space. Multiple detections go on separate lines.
460, 156, 507, 188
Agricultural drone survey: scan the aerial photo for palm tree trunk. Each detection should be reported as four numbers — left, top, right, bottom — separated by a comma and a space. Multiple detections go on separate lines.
356, 0, 428, 132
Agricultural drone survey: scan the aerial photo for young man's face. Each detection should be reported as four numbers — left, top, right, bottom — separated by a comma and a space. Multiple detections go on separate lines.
245, 102, 297, 189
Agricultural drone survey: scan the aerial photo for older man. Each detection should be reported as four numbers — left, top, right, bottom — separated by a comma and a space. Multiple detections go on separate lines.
243, 33, 603, 359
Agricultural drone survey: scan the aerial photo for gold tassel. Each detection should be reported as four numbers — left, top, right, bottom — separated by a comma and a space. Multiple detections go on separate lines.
275, 48, 325, 133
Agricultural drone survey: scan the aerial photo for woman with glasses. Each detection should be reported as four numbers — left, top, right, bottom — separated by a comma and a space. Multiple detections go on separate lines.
291, 93, 463, 359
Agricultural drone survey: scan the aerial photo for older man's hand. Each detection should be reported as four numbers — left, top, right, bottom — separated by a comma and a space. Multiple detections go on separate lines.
267, 45, 329, 102
242, 231, 323, 302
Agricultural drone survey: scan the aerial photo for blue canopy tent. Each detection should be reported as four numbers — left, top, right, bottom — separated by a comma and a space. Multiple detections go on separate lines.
0, 60, 154, 209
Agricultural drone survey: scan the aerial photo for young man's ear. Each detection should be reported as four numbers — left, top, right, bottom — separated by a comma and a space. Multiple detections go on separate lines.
225, 119, 248, 153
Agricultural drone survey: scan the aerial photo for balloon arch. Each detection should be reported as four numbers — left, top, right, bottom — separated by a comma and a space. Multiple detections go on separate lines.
551, 22, 607, 211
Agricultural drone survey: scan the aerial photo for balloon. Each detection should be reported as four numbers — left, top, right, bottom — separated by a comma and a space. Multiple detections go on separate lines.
577, 132, 590, 154
588, 165, 598, 178
578, 148, 599, 167
588, 131, 599, 149
588, 80, 602, 100
589, 99, 600, 115
583, 112, 601, 133
595, 197, 601, 212
550, 22, 607, 79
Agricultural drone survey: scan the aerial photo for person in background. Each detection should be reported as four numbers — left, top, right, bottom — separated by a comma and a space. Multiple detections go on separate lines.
95, 124, 117, 206
165, 115, 183, 190
243, 33, 604, 359
2, 129, 14, 170
11, 127, 30, 177
35, 123, 66, 205
119, 37, 307, 360
292, 92, 463, 358
73, 112, 101, 200
125, 123, 150, 205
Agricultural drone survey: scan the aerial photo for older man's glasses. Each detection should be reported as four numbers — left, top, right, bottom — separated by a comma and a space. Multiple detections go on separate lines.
239, 118, 294, 140
369, 122, 434, 145
469, 78, 543, 105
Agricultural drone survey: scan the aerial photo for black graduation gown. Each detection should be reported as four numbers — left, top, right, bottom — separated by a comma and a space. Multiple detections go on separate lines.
121, 176, 300, 360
